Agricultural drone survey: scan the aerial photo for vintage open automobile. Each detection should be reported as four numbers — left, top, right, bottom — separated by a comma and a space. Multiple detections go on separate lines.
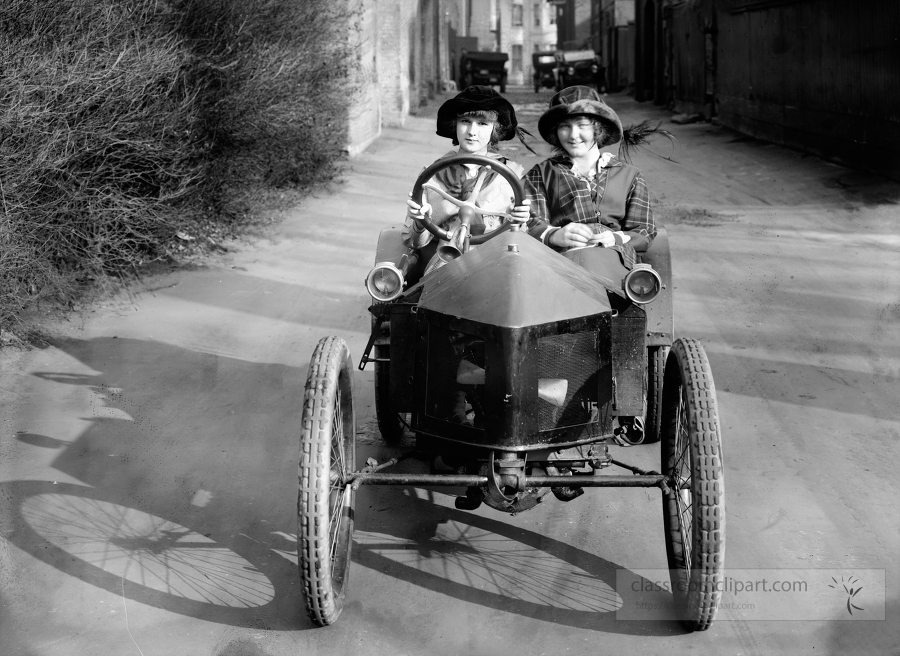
532, 52, 559, 93
459, 51, 509, 93
298, 155, 725, 630
555, 49, 604, 91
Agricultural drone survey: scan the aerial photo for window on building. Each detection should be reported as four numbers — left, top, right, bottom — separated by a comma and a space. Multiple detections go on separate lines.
534, 3, 541, 27
512, 4, 523, 26
512, 44, 523, 74
550, 6, 557, 25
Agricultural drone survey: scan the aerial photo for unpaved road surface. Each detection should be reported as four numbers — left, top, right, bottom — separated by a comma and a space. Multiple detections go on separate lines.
2, 88, 898, 656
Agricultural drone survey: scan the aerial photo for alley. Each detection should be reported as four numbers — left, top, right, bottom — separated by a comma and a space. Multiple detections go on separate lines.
1, 88, 898, 656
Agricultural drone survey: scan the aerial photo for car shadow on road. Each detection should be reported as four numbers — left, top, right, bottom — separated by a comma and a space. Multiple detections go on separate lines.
5, 335, 321, 631
352, 478, 689, 637
8, 334, 693, 637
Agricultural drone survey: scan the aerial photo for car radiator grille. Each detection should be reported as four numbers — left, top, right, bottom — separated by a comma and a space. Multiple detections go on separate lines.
536, 331, 600, 431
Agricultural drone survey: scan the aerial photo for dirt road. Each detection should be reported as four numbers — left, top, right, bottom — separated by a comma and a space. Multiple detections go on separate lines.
1, 88, 898, 656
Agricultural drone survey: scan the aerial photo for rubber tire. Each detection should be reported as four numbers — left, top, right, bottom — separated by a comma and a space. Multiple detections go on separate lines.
298, 336, 356, 626
660, 338, 725, 631
642, 345, 669, 444
374, 344, 405, 444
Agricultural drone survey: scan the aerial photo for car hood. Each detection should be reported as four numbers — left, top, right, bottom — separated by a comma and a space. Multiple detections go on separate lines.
412, 230, 614, 328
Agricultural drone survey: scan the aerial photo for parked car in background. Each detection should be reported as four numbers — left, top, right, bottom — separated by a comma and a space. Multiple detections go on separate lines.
532, 52, 559, 92
555, 50, 604, 91
459, 51, 509, 93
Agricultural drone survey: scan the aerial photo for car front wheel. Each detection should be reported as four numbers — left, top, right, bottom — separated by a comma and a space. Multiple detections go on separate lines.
660, 338, 725, 631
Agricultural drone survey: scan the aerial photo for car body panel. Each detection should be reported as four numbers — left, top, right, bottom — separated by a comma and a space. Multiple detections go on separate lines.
416, 230, 614, 328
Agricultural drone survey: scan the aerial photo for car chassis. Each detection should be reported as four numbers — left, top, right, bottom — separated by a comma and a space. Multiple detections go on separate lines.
298, 155, 725, 631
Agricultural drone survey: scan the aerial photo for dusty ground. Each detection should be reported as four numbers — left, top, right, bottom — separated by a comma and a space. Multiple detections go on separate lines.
1, 87, 898, 656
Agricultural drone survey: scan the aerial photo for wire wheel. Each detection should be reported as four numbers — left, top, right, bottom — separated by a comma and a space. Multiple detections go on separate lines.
660, 338, 725, 631
298, 336, 356, 626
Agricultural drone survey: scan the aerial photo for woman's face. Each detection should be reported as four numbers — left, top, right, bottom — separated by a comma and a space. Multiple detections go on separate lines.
456, 116, 495, 155
556, 117, 598, 158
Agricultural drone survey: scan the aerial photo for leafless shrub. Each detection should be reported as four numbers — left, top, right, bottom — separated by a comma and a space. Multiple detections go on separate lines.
0, 0, 358, 329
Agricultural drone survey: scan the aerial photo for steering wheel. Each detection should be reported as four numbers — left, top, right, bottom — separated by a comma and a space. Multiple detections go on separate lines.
410, 154, 527, 245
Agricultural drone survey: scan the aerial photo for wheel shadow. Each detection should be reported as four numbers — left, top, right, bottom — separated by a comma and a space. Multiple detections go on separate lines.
1, 479, 311, 629
352, 481, 688, 636
7, 335, 319, 631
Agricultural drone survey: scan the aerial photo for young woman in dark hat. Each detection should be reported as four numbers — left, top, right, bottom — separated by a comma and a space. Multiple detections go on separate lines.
402, 85, 532, 426
403, 85, 532, 276
524, 85, 661, 282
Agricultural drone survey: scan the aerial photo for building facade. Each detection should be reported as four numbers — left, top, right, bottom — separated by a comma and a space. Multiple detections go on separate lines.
634, 0, 900, 177
344, 0, 456, 155
461, 0, 558, 85
598, 0, 635, 91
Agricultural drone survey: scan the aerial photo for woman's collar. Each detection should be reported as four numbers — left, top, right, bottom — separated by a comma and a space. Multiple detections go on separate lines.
553, 152, 620, 171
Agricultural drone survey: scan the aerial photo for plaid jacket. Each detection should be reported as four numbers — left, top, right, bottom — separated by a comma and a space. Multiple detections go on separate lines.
524, 154, 656, 269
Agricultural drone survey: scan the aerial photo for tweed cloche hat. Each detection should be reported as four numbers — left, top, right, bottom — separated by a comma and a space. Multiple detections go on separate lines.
537, 85, 623, 148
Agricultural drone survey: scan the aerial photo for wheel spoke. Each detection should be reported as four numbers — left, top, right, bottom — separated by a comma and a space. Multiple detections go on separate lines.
466, 166, 490, 203
329, 486, 348, 565
331, 388, 345, 479
673, 391, 690, 476
672, 385, 693, 572
329, 386, 346, 566
422, 182, 467, 208
676, 489, 693, 571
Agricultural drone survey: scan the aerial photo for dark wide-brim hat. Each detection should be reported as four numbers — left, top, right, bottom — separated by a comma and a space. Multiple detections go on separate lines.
537, 85, 623, 148
436, 85, 518, 141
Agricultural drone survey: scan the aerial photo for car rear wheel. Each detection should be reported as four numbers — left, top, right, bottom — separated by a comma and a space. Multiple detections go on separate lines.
374, 344, 406, 443
298, 336, 356, 626
642, 345, 669, 444
660, 338, 725, 631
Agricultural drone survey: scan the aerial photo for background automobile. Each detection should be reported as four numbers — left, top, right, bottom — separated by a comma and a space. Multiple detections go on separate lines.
532, 52, 559, 92
459, 51, 509, 92
555, 49, 605, 91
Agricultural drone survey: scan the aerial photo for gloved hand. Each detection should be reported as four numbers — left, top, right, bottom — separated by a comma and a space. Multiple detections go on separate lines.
406, 196, 433, 224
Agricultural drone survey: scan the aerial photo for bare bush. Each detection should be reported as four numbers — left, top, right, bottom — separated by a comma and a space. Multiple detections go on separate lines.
0, 0, 358, 329
170, 0, 358, 210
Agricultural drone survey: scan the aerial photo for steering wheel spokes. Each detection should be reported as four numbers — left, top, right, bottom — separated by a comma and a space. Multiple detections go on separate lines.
420, 182, 470, 210
411, 155, 526, 245
421, 180, 509, 221
467, 165, 490, 204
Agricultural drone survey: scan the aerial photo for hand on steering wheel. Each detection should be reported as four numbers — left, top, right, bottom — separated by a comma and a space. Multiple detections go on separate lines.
406, 197, 433, 222
410, 155, 527, 244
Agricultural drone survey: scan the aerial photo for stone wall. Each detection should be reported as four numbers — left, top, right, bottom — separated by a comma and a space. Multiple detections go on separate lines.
346, 0, 382, 157
344, 0, 449, 156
